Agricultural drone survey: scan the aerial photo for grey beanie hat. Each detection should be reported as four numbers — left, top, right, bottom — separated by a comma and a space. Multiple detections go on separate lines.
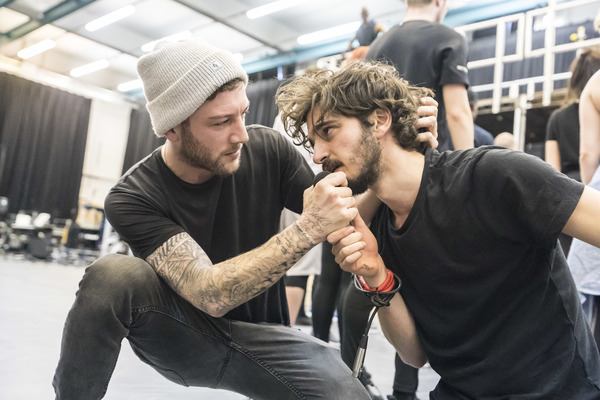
137, 39, 248, 137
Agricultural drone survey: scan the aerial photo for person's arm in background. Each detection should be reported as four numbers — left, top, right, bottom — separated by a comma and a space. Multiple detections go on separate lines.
346, 34, 357, 52
545, 140, 562, 172
579, 70, 600, 185
146, 171, 357, 318
563, 185, 600, 247
443, 84, 474, 149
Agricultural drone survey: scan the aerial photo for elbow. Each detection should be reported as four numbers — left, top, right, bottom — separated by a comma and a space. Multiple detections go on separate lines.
580, 150, 596, 164
203, 306, 228, 318
185, 293, 231, 318
400, 352, 428, 369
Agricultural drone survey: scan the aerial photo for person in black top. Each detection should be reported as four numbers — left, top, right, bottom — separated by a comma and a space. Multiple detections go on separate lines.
52, 40, 438, 400
52, 39, 370, 400
366, 0, 473, 152
545, 48, 600, 257
276, 60, 600, 400
545, 47, 600, 182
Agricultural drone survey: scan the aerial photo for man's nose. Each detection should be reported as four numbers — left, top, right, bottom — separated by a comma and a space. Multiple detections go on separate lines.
312, 141, 328, 165
231, 117, 249, 143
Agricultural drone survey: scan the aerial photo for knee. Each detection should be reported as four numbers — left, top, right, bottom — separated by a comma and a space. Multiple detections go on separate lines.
78, 254, 155, 298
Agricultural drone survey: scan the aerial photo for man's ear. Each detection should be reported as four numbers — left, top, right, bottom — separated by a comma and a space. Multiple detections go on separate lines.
164, 127, 179, 142
371, 109, 392, 139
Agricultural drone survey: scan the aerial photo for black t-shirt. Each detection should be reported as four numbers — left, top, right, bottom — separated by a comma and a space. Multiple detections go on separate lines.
370, 148, 600, 399
105, 125, 314, 325
366, 21, 470, 151
545, 103, 581, 181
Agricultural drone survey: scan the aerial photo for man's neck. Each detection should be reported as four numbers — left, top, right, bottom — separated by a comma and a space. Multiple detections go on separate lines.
161, 144, 214, 184
371, 144, 425, 227
403, 7, 437, 23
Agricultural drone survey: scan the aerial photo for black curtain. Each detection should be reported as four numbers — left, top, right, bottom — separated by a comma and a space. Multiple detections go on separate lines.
0, 72, 90, 219
122, 108, 164, 174
245, 78, 282, 127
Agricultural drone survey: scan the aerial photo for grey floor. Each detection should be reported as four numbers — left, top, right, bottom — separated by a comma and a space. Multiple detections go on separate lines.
0, 255, 439, 400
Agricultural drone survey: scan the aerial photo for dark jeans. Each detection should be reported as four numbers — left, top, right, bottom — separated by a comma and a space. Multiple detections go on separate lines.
53, 254, 370, 400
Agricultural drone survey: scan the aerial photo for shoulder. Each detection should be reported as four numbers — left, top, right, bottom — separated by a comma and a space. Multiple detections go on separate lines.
111, 148, 162, 193
430, 147, 547, 177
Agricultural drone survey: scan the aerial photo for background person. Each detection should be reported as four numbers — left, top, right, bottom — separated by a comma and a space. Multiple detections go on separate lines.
367, 0, 474, 151
346, 7, 386, 53
567, 68, 600, 350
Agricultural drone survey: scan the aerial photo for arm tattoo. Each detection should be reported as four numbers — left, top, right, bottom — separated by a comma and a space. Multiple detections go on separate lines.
146, 225, 315, 316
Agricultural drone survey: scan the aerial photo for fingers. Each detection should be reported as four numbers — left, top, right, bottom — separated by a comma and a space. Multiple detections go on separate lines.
332, 234, 366, 265
416, 115, 438, 136
314, 171, 348, 188
299, 171, 358, 243
417, 131, 439, 149
417, 105, 438, 120
417, 97, 439, 149
420, 96, 438, 108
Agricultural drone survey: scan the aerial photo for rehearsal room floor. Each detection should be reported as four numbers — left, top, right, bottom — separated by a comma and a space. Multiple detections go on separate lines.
0, 254, 440, 400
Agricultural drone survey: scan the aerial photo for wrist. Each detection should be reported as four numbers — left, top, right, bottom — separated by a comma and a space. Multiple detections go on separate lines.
360, 268, 395, 292
363, 257, 388, 288
294, 218, 320, 246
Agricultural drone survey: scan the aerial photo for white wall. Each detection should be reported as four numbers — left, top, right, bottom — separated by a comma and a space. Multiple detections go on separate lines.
79, 99, 133, 208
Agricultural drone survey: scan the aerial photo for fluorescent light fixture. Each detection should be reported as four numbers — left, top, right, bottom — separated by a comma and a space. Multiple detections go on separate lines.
297, 21, 360, 45
246, 0, 308, 19
141, 30, 192, 52
232, 52, 244, 62
85, 5, 135, 32
17, 39, 56, 59
70, 59, 110, 77
117, 79, 143, 92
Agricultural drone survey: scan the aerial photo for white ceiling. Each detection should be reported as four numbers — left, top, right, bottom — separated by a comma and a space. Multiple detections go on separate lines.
0, 0, 564, 102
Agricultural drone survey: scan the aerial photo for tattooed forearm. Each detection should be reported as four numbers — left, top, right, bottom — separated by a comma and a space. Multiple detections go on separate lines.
146, 223, 316, 317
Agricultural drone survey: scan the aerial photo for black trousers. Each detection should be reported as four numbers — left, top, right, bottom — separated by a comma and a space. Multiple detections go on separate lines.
340, 279, 419, 395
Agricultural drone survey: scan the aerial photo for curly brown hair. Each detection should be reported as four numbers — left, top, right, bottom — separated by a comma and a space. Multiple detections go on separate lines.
275, 60, 432, 152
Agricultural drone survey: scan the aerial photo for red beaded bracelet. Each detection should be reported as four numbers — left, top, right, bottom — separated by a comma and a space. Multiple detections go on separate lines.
357, 269, 395, 292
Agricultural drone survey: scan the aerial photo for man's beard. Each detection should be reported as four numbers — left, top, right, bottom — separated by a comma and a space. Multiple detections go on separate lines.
347, 127, 382, 195
179, 122, 240, 176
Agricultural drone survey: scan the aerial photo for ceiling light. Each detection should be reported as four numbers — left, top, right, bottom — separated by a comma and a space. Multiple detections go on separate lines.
85, 5, 135, 32
297, 21, 360, 45
117, 79, 143, 92
17, 39, 56, 59
246, 0, 307, 19
70, 59, 110, 78
141, 30, 193, 52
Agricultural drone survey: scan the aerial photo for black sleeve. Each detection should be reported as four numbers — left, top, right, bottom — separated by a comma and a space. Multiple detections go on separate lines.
439, 30, 470, 87
473, 149, 584, 246
104, 186, 184, 259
